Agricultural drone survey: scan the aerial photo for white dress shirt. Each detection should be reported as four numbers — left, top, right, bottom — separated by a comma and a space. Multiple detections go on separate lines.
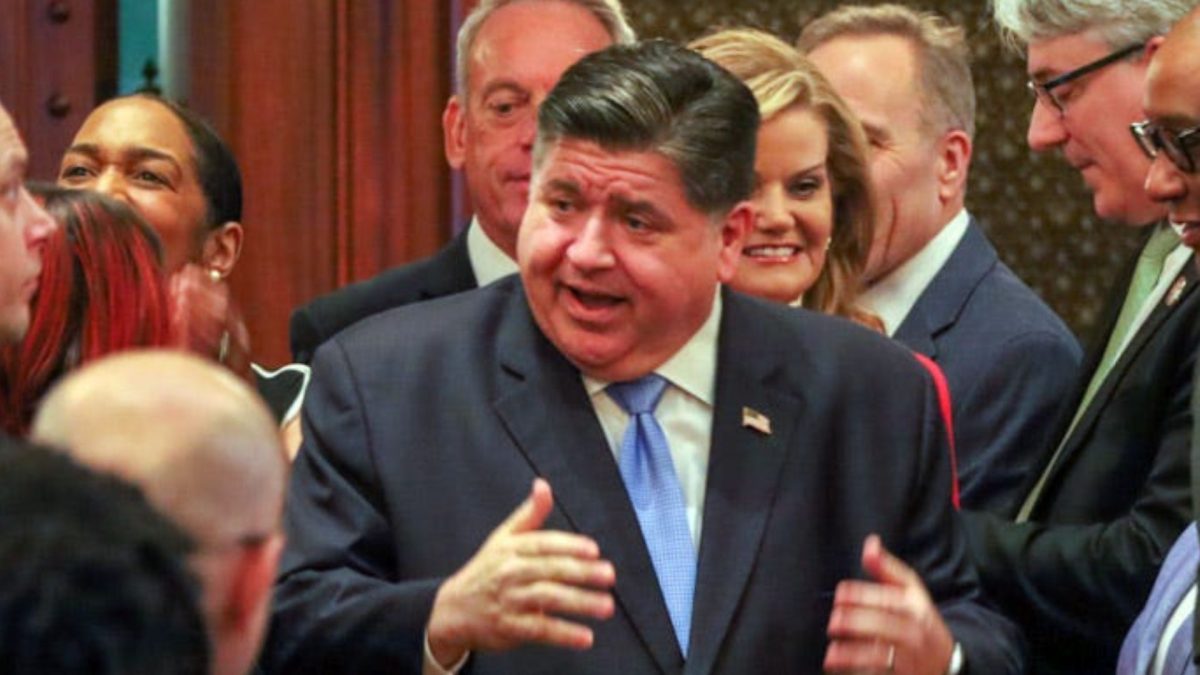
859, 208, 970, 336
466, 216, 519, 286
582, 290, 722, 549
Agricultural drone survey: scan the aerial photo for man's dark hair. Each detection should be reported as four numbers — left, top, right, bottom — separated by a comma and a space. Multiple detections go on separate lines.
0, 436, 209, 674
535, 39, 760, 218
134, 94, 243, 228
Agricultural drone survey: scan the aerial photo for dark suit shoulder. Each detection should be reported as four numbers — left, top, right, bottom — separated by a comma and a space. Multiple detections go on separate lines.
289, 233, 477, 363
723, 289, 928, 388
323, 275, 520, 372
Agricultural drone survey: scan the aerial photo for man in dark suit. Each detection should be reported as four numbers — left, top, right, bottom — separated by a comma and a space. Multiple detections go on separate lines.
1113, 7, 1200, 673
0, 100, 56, 346
288, 0, 636, 364
961, 1, 1200, 673
265, 40, 1023, 674
800, 5, 1082, 516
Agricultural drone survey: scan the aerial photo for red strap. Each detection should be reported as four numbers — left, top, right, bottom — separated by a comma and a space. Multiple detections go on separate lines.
911, 353, 960, 510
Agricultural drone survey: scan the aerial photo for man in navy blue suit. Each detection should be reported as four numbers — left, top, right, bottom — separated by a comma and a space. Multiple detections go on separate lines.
801, 4, 1082, 516
265, 40, 1024, 674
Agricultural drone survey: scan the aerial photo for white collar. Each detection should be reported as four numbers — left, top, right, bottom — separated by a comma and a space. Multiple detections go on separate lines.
466, 216, 519, 286
859, 208, 971, 336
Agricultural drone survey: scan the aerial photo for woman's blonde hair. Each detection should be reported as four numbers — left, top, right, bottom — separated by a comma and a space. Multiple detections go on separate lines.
690, 28, 879, 329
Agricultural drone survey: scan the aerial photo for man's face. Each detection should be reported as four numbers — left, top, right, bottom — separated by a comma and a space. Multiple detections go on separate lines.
519, 139, 746, 381
58, 97, 210, 272
0, 106, 56, 344
1025, 33, 1163, 226
444, 0, 613, 258
1143, 36, 1200, 248
808, 35, 947, 283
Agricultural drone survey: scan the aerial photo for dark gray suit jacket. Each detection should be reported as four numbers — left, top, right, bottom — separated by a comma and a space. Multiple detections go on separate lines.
893, 219, 1081, 516
264, 278, 1025, 674
289, 230, 477, 364
962, 238, 1200, 675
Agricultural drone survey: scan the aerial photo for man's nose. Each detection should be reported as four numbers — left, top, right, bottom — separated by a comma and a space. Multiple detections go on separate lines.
1144, 153, 1186, 205
1027, 99, 1068, 152
566, 214, 616, 269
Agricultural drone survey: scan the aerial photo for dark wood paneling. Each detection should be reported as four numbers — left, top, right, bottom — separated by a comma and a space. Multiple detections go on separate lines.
179, 1, 453, 365
0, 0, 117, 181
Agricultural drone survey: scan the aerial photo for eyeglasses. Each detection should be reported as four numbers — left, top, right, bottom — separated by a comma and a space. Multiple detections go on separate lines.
1027, 42, 1145, 114
1130, 119, 1200, 173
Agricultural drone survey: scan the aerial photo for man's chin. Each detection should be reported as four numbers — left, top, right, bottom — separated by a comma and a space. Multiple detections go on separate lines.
1092, 193, 1166, 227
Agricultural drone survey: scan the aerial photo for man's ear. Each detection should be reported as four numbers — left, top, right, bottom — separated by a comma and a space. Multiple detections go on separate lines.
201, 222, 243, 279
1142, 35, 1166, 63
223, 534, 285, 632
444, 96, 467, 170
716, 202, 752, 283
936, 130, 972, 204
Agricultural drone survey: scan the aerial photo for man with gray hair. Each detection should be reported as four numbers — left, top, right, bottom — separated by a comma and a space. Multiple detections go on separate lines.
33, 350, 289, 675
266, 39, 1024, 674
289, 0, 634, 364
799, 4, 1081, 516
0, 100, 56, 346
963, 1, 1200, 673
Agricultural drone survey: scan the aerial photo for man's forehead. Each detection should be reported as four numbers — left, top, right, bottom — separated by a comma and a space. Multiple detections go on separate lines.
1145, 47, 1200, 123
1026, 31, 1112, 78
0, 108, 27, 175
537, 140, 682, 194
466, 1, 612, 93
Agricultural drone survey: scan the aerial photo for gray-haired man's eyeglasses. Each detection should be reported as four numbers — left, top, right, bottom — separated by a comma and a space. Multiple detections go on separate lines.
1027, 42, 1145, 115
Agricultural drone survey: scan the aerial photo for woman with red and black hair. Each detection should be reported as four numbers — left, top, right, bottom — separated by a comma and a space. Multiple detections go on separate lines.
0, 186, 173, 434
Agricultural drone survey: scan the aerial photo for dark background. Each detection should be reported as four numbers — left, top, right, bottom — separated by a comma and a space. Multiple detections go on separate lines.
623, 0, 1144, 338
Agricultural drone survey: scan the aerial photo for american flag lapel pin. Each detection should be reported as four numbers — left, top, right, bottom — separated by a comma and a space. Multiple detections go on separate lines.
1166, 276, 1188, 307
742, 407, 772, 435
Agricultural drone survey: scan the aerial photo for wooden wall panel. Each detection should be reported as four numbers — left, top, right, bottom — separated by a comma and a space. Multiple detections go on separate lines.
0, 0, 116, 181
178, 0, 453, 365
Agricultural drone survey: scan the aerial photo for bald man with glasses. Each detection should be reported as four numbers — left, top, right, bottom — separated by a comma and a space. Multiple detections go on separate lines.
965, 2, 1200, 673
1118, 8, 1200, 672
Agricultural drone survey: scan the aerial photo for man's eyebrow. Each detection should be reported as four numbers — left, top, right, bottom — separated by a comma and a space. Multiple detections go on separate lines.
1029, 67, 1057, 83
542, 178, 582, 197
1153, 114, 1200, 130
63, 143, 180, 167
861, 121, 888, 140
610, 194, 668, 220
477, 80, 529, 101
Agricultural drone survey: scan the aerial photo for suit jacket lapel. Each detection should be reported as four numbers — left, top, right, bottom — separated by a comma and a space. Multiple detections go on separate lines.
684, 291, 801, 675
490, 287, 682, 673
893, 220, 997, 360
1047, 256, 1199, 487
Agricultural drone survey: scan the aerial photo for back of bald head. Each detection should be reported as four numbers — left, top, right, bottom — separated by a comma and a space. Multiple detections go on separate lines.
31, 350, 286, 548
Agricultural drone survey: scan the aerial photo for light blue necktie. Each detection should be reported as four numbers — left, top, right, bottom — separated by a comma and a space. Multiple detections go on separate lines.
608, 374, 696, 656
